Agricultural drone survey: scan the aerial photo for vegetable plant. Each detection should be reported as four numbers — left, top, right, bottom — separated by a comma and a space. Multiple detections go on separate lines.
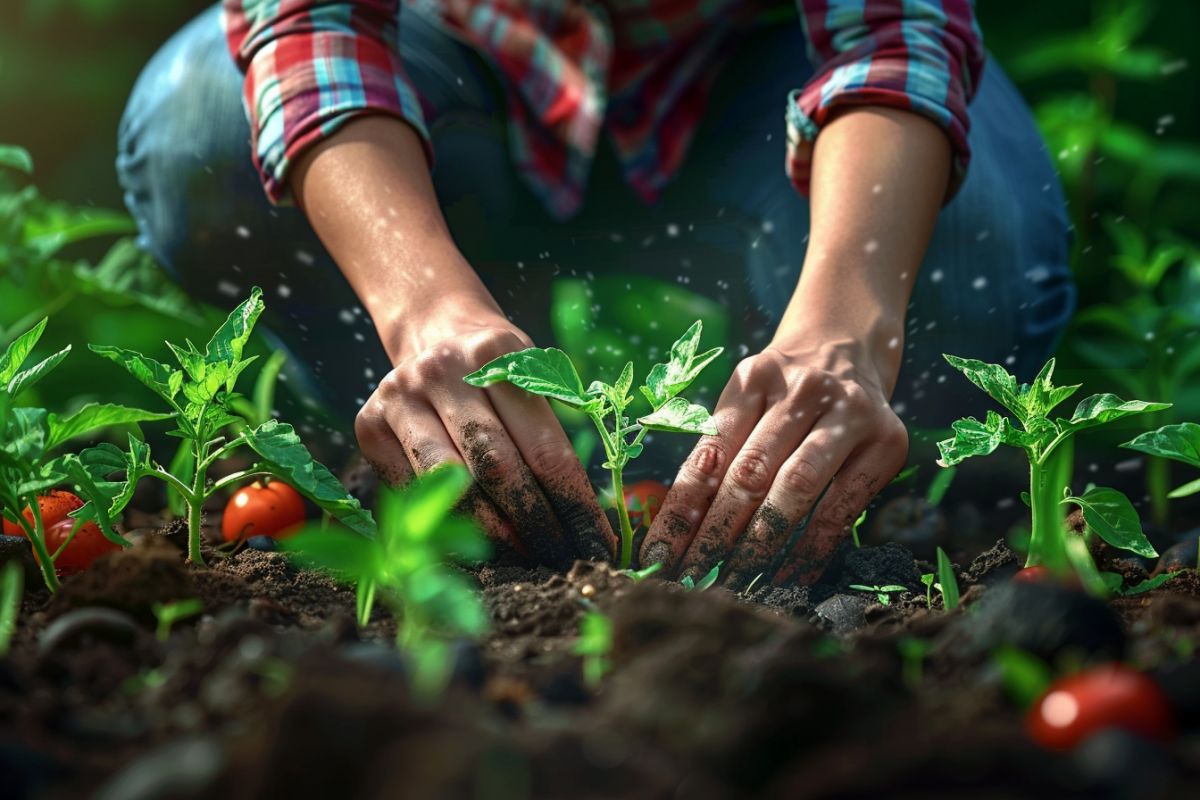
0, 318, 170, 590
152, 598, 204, 642
920, 573, 935, 609
82, 287, 374, 565
681, 561, 721, 591
936, 355, 1165, 577
285, 464, 489, 697
574, 611, 613, 688
464, 321, 722, 568
936, 546, 961, 611
848, 584, 906, 606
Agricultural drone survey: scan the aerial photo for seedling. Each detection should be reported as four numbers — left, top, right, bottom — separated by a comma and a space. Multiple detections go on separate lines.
937, 355, 1165, 577
285, 464, 489, 698
849, 509, 868, 548
1123, 422, 1200, 500
936, 546, 960, 611
0, 318, 169, 590
681, 561, 722, 591
574, 611, 613, 688
0, 562, 22, 656
82, 288, 373, 565
848, 584, 906, 606
897, 637, 931, 689
151, 598, 204, 642
624, 562, 663, 582
465, 321, 722, 568
920, 573, 935, 609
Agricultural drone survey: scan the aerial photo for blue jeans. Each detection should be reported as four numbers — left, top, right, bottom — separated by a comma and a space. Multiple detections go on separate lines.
118, 4, 1074, 461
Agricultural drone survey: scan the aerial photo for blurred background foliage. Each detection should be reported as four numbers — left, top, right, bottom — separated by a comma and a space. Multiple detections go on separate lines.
1, 0, 1198, 517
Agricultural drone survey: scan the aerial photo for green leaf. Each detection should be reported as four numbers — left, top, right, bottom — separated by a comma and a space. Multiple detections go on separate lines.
90, 344, 182, 404
614, 361, 634, 402
0, 317, 47, 384
0, 145, 34, 174
936, 547, 959, 611
694, 561, 722, 591
641, 321, 723, 409
925, 465, 957, 507
56, 454, 133, 547
1026, 359, 1081, 417
282, 529, 378, 579
1122, 422, 1200, 470
71, 436, 153, 521
379, 463, 472, 544
889, 464, 919, 485
252, 350, 288, 426
1065, 536, 1110, 597
243, 420, 375, 538
1060, 394, 1170, 434
1063, 486, 1156, 558
637, 397, 717, 435
1168, 477, 1200, 500
935, 411, 1026, 467
5, 407, 49, 463
943, 355, 1027, 421
463, 347, 598, 410
47, 403, 172, 450
6, 346, 70, 397
992, 646, 1051, 709
205, 287, 264, 367
1122, 572, 1182, 596
356, 579, 377, 627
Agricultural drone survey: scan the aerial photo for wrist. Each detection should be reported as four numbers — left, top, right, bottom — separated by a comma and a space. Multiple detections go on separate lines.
769, 308, 905, 394
377, 284, 509, 363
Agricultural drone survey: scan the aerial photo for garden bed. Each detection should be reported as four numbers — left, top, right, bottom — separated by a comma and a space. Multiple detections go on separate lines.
4, 515, 1200, 800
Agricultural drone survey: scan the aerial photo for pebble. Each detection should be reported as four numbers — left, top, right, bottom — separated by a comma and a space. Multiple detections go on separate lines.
814, 594, 870, 634
246, 536, 277, 552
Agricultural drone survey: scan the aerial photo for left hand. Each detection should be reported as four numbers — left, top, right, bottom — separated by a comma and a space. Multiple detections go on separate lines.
639, 336, 908, 589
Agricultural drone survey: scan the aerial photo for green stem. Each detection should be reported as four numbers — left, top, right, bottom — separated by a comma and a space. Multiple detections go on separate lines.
187, 436, 208, 566
210, 468, 273, 495
21, 500, 60, 593
1146, 362, 1170, 527
611, 465, 635, 569
198, 434, 246, 474
1028, 439, 1074, 572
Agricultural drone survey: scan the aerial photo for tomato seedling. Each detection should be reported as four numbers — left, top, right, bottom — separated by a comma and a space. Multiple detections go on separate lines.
574, 610, 613, 688
151, 598, 204, 642
285, 464, 489, 698
221, 479, 305, 542
464, 321, 722, 569
1026, 664, 1174, 750
848, 584, 906, 606
937, 355, 1165, 580
681, 561, 721, 591
82, 288, 373, 565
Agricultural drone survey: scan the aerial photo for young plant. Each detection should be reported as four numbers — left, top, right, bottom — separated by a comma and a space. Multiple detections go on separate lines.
920, 572, 935, 609
0, 318, 169, 590
151, 598, 204, 642
1122, 422, 1200, 500
574, 610, 613, 688
285, 464, 489, 698
464, 321, 722, 568
849, 508, 868, 549
681, 561, 722, 591
82, 288, 374, 565
936, 355, 1165, 576
936, 546, 960, 611
0, 562, 23, 657
849, 584, 906, 606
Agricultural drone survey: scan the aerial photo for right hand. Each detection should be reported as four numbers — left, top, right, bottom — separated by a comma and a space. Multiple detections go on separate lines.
354, 306, 617, 568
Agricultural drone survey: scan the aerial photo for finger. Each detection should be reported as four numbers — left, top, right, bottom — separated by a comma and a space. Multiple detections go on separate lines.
436, 388, 574, 569
774, 437, 907, 586
486, 382, 617, 562
639, 389, 766, 575
378, 390, 523, 556
354, 399, 416, 488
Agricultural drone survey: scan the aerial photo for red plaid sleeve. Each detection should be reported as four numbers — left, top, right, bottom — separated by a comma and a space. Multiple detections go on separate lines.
222, 0, 431, 203
788, 0, 986, 201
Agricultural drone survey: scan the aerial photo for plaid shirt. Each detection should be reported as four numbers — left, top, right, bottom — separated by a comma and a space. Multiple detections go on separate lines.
222, 0, 984, 219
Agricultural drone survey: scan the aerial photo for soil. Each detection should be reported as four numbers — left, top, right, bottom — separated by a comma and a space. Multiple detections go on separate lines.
3, 521, 1200, 799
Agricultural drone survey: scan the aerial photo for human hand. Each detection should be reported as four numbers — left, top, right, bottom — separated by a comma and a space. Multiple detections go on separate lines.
639, 337, 908, 588
354, 298, 616, 568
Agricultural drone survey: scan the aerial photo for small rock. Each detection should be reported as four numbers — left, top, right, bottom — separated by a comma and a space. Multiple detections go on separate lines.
814, 594, 870, 634
246, 535, 277, 552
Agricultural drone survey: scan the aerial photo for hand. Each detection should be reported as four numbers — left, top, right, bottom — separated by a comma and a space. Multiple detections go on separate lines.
354, 299, 616, 568
639, 336, 908, 588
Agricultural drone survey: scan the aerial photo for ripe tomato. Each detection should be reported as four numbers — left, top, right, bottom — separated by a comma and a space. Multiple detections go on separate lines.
222, 480, 306, 543
624, 480, 668, 529
1027, 664, 1174, 751
37, 517, 121, 575
2, 490, 84, 537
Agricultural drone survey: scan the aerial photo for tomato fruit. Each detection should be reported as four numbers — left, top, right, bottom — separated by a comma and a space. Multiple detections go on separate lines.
1027, 664, 1174, 751
37, 517, 121, 575
1013, 566, 1052, 584
222, 481, 306, 542
624, 480, 668, 529
2, 490, 84, 537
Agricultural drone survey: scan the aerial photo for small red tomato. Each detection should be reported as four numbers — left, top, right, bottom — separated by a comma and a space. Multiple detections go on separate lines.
2, 490, 85, 537
222, 481, 306, 542
1026, 664, 1174, 751
37, 517, 121, 575
1013, 566, 1052, 584
624, 480, 668, 530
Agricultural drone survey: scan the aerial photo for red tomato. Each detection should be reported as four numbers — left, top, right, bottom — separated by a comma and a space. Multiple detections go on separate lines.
624, 480, 668, 529
1013, 566, 1052, 584
37, 517, 121, 575
1027, 664, 1174, 751
2, 490, 84, 537
222, 481, 306, 542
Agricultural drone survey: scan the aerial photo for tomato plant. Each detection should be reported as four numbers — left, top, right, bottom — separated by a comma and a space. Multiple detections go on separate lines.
465, 321, 722, 568
624, 479, 667, 530
2, 489, 83, 537
222, 480, 306, 542
937, 356, 1164, 583
1026, 664, 1173, 750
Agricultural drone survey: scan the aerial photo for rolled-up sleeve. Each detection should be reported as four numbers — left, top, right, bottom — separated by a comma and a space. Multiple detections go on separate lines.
222, 0, 431, 204
787, 0, 985, 201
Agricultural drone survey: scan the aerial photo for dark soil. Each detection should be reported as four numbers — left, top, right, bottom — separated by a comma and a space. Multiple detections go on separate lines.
3, 524, 1200, 799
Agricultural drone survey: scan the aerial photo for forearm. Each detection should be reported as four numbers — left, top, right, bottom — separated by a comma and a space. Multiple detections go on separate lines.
772, 107, 952, 391
292, 115, 502, 362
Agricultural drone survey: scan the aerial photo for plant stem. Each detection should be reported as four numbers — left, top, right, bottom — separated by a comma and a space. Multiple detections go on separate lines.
210, 469, 273, 495
610, 465, 635, 569
21, 500, 60, 593
186, 437, 208, 566
1146, 363, 1170, 527
1028, 439, 1073, 572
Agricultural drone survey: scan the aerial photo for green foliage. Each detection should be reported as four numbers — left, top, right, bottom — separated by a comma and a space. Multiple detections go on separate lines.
935, 547, 960, 612
1123, 422, 1200, 498
925, 465, 956, 507
466, 321, 722, 568
83, 288, 373, 564
848, 584, 906, 606
937, 355, 1163, 576
285, 464, 489, 698
920, 572, 935, 609
0, 562, 23, 657
574, 611, 613, 688
624, 562, 663, 582
151, 597, 203, 642
993, 646, 1053, 709
849, 508, 868, 548
680, 561, 722, 592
